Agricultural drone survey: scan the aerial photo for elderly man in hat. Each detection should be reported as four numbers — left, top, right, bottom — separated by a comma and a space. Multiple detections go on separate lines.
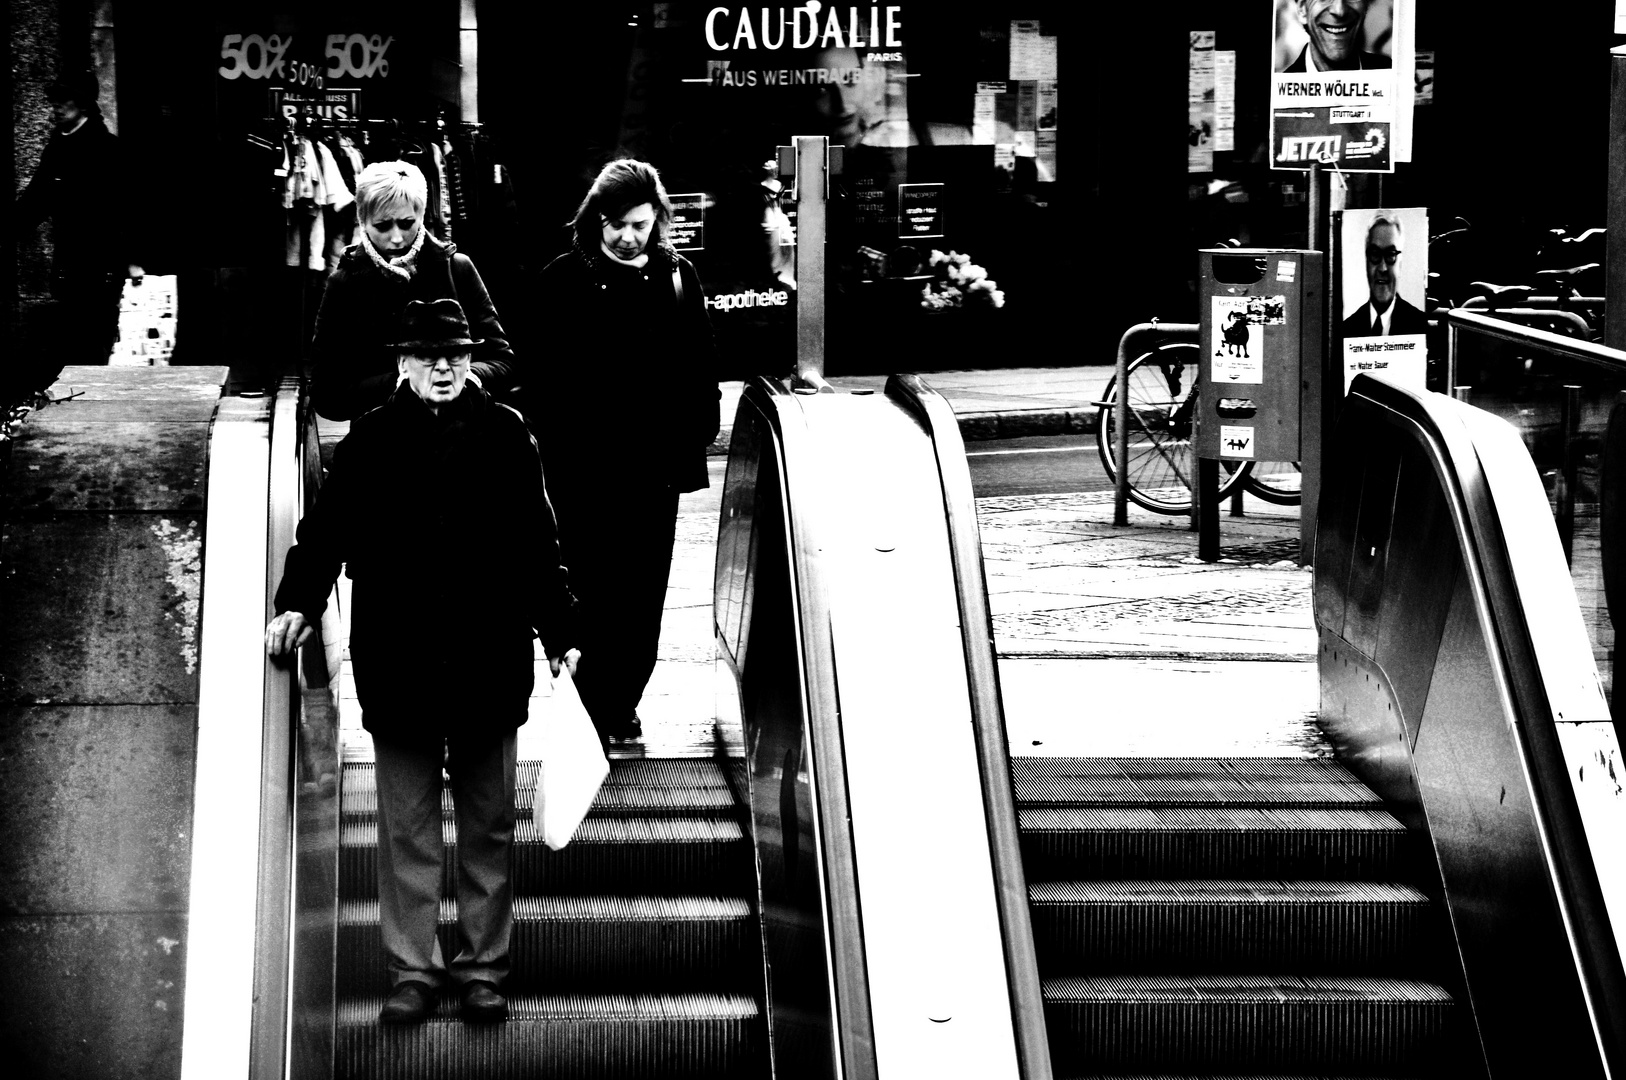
267, 297, 580, 1025
15, 70, 144, 368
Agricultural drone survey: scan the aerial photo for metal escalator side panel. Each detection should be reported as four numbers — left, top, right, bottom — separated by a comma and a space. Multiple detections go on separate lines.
1452, 399, 1626, 1075
1316, 372, 1626, 1078
884, 374, 1051, 1080
781, 388, 1022, 1077
178, 393, 274, 1079
718, 376, 872, 1080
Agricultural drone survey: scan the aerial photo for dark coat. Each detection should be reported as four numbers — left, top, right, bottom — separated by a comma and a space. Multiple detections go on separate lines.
1341, 295, 1429, 338
310, 233, 520, 421
523, 237, 720, 494
274, 384, 578, 741
16, 114, 134, 278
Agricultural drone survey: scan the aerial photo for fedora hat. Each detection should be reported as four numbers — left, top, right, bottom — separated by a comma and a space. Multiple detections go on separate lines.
392, 298, 483, 354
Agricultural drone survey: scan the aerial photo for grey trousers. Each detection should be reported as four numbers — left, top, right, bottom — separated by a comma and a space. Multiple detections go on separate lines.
373, 728, 518, 990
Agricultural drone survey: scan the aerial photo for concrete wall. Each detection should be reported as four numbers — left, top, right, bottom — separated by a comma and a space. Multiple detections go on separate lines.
0, 365, 227, 1079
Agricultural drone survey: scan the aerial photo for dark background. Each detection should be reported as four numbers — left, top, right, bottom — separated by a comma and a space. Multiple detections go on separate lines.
13, 1, 1626, 383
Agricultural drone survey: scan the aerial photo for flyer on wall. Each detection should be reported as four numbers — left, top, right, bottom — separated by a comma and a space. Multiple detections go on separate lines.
1336, 205, 1429, 392
1268, 0, 1403, 173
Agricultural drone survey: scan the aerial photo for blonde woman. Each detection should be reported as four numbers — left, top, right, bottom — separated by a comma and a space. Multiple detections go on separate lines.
310, 160, 519, 420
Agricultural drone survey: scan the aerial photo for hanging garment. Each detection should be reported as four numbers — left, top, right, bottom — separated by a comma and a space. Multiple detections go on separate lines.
316, 140, 356, 271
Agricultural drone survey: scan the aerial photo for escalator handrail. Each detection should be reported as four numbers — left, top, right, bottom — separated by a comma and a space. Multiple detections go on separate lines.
884, 374, 1053, 1080
1444, 307, 1626, 374
742, 374, 880, 1078
178, 391, 275, 1079
1340, 372, 1626, 1073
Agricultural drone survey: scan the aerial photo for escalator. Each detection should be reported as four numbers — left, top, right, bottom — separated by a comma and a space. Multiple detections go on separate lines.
1008, 372, 1626, 1076
181, 368, 1623, 1079
330, 757, 765, 1077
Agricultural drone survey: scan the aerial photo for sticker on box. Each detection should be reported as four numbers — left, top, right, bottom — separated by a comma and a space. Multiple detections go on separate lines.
1219, 425, 1255, 458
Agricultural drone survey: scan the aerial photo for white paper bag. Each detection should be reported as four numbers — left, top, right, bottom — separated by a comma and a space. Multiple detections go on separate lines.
538, 667, 610, 850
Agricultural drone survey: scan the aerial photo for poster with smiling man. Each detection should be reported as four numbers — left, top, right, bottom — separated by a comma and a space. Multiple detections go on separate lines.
1269, 0, 1401, 172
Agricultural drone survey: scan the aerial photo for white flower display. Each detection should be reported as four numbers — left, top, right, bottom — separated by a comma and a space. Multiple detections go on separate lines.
921, 249, 1006, 309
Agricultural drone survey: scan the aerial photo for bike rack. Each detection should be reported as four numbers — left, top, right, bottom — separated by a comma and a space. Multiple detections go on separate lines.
1111, 321, 1198, 527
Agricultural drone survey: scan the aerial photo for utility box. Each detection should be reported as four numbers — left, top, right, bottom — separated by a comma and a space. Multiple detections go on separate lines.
1196, 248, 1324, 463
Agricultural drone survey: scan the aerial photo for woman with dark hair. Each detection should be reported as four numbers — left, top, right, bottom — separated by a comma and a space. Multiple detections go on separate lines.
309, 160, 520, 420
525, 158, 720, 748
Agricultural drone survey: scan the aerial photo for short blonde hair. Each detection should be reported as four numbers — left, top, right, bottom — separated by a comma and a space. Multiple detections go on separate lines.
355, 161, 428, 224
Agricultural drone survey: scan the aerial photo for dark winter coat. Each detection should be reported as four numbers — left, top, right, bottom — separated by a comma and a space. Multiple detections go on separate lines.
310, 232, 520, 421
274, 383, 577, 741
15, 113, 134, 278
524, 237, 720, 494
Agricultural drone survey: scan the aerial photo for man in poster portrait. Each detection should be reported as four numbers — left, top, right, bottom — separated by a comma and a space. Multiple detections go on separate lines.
1342, 211, 1428, 337
1280, 0, 1392, 73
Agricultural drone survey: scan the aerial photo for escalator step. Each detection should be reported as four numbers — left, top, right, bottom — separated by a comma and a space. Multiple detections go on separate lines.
1029, 880, 1433, 973
334, 991, 763, 1080
336, 896, 755, 994
1019, 806, 1407, 879
341, 817, 753, 898
1012, 758, 1381, 809
1054, 1075, 1425, 1079
1043, 975, 1454, 1073
341, 760, 738, 821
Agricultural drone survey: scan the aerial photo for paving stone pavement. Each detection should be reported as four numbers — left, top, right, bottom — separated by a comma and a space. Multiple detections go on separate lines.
338, 457, 1324, 761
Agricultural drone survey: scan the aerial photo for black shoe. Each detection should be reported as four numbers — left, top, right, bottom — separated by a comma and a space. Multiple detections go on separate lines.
380, 981, 435, 1024
461, 980, 508, 1022
604, 712, 643, 743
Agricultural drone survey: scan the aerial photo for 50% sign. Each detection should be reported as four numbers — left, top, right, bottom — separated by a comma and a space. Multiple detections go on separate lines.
219, 33, 393, 84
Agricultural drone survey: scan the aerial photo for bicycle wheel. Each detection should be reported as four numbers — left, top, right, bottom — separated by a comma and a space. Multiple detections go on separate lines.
1096, 341, 1250, 514
1243, 461, 1303, 505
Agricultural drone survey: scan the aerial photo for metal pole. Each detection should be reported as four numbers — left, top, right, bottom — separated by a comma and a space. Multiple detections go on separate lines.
1113, 329, 1134, 527
1561, 384, 1582, 565
1447, 320, 1460, 396
1307, 162, 1321, 251
1198, 458, 1220, 561
1607, 47, 1626, 350
792, 135, 833, 391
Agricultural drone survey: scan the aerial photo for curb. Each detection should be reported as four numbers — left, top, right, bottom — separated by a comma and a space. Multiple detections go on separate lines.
707, 406, 1097, 457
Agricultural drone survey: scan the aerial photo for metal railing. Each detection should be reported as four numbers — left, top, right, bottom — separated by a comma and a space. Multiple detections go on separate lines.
1444, 308, 1626, 707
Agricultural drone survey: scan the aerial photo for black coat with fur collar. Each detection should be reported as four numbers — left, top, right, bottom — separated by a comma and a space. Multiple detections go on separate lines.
275, 384, 577, 741
310, 233, 519, 421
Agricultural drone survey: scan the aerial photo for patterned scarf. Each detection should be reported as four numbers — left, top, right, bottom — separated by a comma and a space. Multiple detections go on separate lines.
360, 226, 427, 281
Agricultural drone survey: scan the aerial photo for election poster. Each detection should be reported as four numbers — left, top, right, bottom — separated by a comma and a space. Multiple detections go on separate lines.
1337, 206, 1429, 392
1269, 0, 1403, 173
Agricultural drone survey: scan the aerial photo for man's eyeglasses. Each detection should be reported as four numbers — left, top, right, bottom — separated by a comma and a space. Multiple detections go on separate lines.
1366, 247, 1402, 266
403, 354, 470, 367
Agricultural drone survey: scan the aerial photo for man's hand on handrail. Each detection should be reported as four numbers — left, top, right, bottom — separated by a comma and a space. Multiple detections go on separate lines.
266, 611, 314, 659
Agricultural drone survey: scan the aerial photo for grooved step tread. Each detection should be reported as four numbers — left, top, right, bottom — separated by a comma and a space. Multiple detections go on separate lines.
336, 990, 761, 1026
341, 816, 747, 850
1018, 806, 1403, 834
340, 895, 753, 927
1029, 880, 1429, 906
1044, 975, 1454, 1004
1012, 758, 1381, 808
341, 759, 738, 820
